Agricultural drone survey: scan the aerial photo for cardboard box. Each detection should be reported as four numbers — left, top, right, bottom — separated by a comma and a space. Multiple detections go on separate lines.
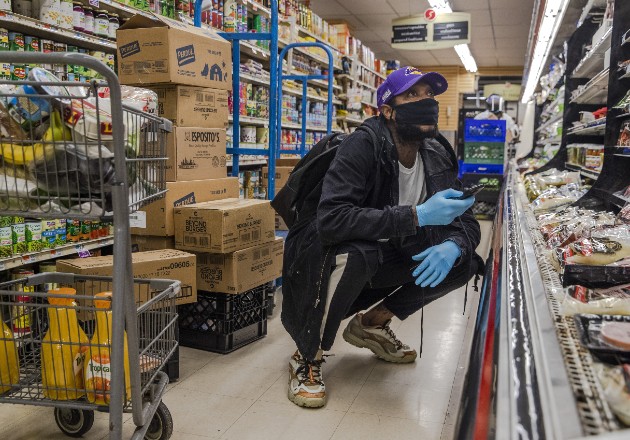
131, 235, 176, 252
275, 214, 289, 231
117, 13, 231, 89
174, 198, 276, 253
152, 85, 229, 128
197, 237, 284, 293
130, 177, 239, 236
166, 127, 227, 182
262, 158, 300, 194
56, 249, 197, 319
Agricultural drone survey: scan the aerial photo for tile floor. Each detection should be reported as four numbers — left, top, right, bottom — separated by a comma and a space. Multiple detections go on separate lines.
0, 221, 493, 440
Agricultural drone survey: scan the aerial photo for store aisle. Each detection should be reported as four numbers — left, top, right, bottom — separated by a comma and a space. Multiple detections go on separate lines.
0, 221, 493, 440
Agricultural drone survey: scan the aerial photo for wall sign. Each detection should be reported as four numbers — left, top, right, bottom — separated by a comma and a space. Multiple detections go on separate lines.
391, 11, 471, 50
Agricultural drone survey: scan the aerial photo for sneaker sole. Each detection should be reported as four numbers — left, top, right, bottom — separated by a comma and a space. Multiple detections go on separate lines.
287, 382, 327, 408
343, 328, 417, 364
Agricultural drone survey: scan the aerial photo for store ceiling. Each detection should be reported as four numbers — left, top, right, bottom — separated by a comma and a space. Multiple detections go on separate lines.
309, 0, 536, 68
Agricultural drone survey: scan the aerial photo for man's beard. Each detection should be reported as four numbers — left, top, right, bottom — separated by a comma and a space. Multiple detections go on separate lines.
395, 122, 438, 142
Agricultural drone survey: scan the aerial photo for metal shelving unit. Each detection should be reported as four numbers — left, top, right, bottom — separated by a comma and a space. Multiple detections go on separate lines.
0, 11, 115, 52
0, 237, 114, 272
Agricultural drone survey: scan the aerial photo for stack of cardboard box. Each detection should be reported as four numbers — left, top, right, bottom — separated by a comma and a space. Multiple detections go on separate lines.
173, 198, 283, 295
116, 13, 241, 253
262, 158, 300, 231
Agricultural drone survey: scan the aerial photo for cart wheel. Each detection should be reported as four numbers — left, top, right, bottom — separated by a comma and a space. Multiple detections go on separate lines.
54, 408, 94, 438
145, 402, 173, 440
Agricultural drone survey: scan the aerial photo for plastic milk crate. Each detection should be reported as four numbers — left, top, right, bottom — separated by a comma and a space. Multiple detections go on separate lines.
178, 284, 270, 353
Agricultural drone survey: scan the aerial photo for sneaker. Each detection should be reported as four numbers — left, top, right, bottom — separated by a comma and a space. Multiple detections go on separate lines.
288, 350, 327, 408
342, 313, 417, 363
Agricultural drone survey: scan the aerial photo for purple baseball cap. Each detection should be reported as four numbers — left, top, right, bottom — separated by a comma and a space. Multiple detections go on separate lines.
377, 67, 448, 107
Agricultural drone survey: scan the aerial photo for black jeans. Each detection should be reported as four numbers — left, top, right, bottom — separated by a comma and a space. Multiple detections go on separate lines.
319, 238, 480, 351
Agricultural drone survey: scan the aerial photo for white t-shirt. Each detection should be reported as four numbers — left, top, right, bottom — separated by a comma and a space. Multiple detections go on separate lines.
398, 152, 426, 206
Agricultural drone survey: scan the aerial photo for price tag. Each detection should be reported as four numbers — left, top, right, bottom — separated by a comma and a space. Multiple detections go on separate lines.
22, 254, 36, 264
77, 249, 92, 258
89, 0, 100, 7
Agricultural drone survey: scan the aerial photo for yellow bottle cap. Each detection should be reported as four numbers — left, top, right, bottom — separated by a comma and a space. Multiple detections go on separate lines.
94, 291, 113, 310
48, 287, 77, 306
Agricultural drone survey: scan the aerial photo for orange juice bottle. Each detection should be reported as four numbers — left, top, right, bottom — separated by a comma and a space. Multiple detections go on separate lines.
41, 288, 89, 400
1, 314, 20, 394
84, 292, 131, 405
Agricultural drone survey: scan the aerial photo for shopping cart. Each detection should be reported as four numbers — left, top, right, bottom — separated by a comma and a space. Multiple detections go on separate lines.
0, 52, 176, 440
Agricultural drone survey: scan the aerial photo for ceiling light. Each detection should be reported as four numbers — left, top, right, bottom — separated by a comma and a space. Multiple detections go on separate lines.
426, 1, 477, 73
521, 0, 570, 103
454, 44, 478, 72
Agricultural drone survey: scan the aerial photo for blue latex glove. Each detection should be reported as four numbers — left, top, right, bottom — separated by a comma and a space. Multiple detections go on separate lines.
416, 189, 475, 226
412, 241, 462, 288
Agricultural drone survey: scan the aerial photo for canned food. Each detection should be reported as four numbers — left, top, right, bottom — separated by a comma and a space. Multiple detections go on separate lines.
12, 269, 35, 294
10, 64, 27, 81
8, 32, 24, 51
0, 63, 10, 79
66, 219, 81, 243
0, 28, 9, 51
0, 216, 12, 258
79, 220, 91, 241
24, 36, 39, 52
39, 262, 59, 291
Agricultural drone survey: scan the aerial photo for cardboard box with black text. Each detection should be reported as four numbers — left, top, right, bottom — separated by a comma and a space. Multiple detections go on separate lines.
130, 177, 239, 236
152, 85, 228, 128
56, 249, 197, 320
262, 158, 300, 195
117, 13, 231, 89
165, 127, 227, 182
174, 198, 276, 253
197, 237, 284, 293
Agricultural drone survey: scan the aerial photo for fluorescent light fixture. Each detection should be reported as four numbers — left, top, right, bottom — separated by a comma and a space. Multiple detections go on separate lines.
426, 1, 477, 72
521, 0, 570, 103
427, 0, 452, 12
454, 44, 478, 72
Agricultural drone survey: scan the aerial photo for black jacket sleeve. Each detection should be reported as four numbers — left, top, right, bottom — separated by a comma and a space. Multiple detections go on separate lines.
316, 131, 417, 245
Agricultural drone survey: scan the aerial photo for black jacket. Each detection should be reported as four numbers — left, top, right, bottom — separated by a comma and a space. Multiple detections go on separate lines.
281, 116, 481, 360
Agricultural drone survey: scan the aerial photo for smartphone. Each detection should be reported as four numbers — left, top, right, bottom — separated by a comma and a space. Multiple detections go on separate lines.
454, 184, 486, 200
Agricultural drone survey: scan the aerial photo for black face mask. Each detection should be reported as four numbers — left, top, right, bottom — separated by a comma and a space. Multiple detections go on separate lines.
392, 98, 439, 125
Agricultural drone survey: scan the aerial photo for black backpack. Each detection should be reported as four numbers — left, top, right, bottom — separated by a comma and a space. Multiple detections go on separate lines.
271, 125, 380, 229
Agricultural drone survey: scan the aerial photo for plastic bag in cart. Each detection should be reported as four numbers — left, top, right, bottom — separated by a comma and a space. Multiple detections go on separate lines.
29, 142, 115, 197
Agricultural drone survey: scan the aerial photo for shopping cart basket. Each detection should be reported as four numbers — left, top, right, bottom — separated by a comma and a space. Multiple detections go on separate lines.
0, 52, 175, 440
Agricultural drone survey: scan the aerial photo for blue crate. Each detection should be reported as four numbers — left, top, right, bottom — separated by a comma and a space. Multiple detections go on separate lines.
460, 163, 504, 175
464, 119, 507, 143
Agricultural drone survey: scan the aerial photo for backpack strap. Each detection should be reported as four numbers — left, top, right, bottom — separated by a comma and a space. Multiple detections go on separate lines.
352, 124, 385, 208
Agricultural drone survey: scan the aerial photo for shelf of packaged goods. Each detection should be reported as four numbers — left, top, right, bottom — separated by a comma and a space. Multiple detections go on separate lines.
356, 80, 377, 91
281, 121, 329, 132
238, 72, 271, 86
307, 77, 342, 91
570, 68, 609, 104
291, 45, 341, 70
567, 120, 607, 136
243, 0, 271, 16
541, 94, 564, 118
228, 115, 269, 126
536, 113, 564, 133
0, 11, 115, 52
537, 135, 563, 146
572, 26, 613, 79
281, 87, 341, 104
92, 0, 153, 19
356, 61, 386, 80
226, 157, 268, 168
296, 25, 340, 54
239, 40, 272, 60
0, 236, 114, 272
565, 162, 601, 179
